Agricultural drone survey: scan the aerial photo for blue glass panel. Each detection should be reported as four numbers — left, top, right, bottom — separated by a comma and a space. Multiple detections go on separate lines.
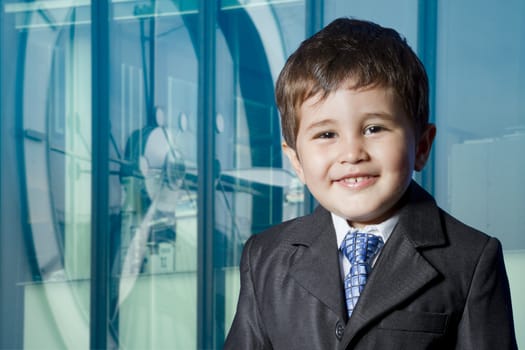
108, 2, 199, 348
216, 1, 306, 345
1, 1, 93, 348
434, 1, 525, 346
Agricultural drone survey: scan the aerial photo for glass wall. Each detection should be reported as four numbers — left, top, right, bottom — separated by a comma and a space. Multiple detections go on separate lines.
432, 1, 525, 342
108, 2, 199, 349
0, 0, 523, 349
1, 1, 93, 349
0, 0, 306, 348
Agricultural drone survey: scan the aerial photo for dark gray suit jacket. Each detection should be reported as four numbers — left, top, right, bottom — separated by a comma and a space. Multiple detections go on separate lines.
224, 182, 517, 349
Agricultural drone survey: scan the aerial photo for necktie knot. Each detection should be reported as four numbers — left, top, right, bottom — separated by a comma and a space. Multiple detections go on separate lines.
341, 231, 384, 265
341, 231, 384, 318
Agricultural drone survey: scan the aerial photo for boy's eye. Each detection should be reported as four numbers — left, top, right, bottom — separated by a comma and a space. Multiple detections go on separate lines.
363, 125, 383, 135
316, 131, 336, 139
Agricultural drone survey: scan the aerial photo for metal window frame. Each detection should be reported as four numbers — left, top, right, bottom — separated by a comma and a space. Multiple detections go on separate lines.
197, 0, 217, 348
90, 1, 111, 349
416, 0, 437, 193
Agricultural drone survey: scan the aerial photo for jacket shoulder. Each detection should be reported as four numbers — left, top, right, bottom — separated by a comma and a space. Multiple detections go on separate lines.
248, 206, 331, 248
439, 208, 496, 249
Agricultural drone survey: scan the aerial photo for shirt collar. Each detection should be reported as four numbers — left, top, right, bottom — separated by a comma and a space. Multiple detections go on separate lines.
332, 212, 399, 249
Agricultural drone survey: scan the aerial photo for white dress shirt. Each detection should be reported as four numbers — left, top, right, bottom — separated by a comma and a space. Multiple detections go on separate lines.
331, 212, 399, 281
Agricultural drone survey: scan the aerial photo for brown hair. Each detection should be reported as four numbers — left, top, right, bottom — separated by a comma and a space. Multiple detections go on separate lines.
276, 18, 429, 150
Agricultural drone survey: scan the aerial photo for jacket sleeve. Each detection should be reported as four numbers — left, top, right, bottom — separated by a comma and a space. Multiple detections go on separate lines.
455, 238, 518, 350
224, 236, 271, 350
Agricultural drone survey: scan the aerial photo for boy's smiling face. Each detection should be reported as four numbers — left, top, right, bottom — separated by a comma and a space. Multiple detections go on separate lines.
283, 83, 435, 228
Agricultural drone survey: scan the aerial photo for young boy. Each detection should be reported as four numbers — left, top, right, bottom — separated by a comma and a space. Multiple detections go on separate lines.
224, 18, 517, 349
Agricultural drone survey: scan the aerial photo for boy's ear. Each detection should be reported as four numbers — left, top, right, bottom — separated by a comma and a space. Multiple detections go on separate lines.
414, 124, 436, 171
282, 142, 306, 184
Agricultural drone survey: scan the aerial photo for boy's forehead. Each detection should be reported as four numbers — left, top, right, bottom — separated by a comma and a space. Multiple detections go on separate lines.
300, 80, 396, 108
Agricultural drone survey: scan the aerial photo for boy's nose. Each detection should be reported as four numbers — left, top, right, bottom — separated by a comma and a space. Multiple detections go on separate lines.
338, 137, 368, 164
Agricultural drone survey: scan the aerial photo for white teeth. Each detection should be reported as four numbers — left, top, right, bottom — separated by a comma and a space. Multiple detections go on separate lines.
343, 176, 369, 183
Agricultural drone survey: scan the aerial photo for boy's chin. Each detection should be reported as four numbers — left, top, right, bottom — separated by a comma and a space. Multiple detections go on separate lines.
341, 205, 402, 228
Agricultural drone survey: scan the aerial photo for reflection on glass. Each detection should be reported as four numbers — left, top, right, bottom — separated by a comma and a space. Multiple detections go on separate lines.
3, 1, 93, 348
120, 115, 185, 276
109, 3, 199, 348
216, 1, 306, 342
1, 0, 459, 349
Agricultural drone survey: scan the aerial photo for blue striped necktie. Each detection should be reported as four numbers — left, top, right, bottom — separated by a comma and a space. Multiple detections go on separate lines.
341, 231, 384, 318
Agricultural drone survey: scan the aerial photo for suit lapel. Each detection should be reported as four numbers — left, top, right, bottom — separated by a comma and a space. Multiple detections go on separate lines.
340, 182, 447, 348
288, 207, 347, 320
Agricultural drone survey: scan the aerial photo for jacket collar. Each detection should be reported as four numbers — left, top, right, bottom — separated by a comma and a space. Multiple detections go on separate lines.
397, 181, 447, 248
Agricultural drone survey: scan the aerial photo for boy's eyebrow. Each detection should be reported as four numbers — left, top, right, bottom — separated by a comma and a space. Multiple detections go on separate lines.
362, 111, 397, 120
304, 112, 397, 130
303, 119, 337, 131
